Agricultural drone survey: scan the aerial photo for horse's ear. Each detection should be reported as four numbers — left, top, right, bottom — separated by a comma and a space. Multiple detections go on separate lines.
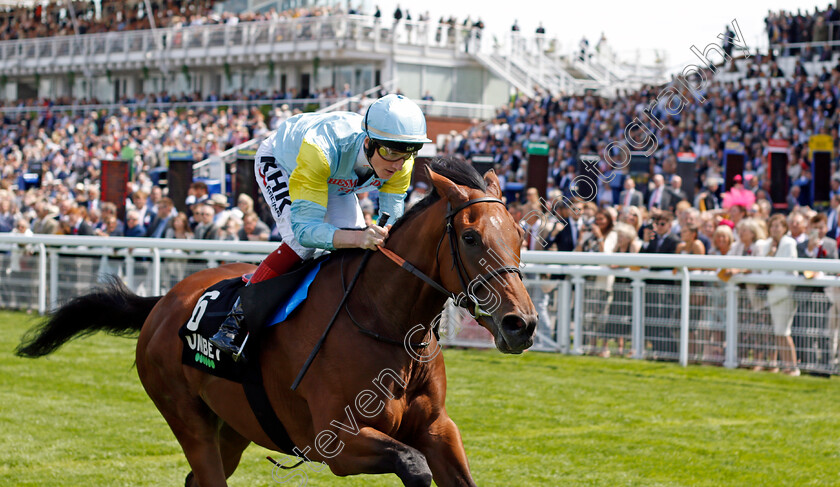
483, 169, 502, 198
427, 167, 469, 204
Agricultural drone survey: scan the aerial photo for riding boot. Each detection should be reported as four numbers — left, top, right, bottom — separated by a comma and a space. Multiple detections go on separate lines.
210, 243, 302, 362
209, 296, 248, 362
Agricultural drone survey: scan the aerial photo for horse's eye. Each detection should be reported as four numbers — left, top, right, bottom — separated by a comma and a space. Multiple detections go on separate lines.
462, 232, 480, 246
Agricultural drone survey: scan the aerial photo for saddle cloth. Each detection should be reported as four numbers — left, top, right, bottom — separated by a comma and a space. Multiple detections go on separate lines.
178, 256, 325, 382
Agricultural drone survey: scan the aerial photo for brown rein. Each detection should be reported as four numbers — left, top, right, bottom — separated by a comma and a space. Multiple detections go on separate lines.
291, 197, 522, 390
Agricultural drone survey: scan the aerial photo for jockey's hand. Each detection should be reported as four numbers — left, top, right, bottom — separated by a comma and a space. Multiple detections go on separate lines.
359, 225, 389, 250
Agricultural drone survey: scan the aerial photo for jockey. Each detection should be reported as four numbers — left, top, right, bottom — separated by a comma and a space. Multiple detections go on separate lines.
210, 94, 431, 361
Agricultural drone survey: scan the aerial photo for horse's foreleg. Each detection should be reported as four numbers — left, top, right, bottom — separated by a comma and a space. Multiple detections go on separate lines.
413, 414, 477, 487
326, 426, 433, 487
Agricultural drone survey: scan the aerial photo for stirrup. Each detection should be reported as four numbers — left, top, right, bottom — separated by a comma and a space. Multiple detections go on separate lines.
232, 332, 249, 363
209, 301, 248, 363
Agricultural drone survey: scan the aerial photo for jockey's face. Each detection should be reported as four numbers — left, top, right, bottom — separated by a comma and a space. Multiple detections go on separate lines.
367, 139, 410, 180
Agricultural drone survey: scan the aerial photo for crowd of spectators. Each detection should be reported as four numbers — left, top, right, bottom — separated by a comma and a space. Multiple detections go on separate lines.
431, 40, 840, 374
0, 0, 346, 42
765, 5, 840, 50
2, 5, 840, 371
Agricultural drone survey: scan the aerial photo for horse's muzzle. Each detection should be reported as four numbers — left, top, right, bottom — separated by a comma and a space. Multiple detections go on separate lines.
497, 313, 537, 353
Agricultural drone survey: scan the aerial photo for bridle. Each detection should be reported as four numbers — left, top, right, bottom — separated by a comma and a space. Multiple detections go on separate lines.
379, 196, 523, 322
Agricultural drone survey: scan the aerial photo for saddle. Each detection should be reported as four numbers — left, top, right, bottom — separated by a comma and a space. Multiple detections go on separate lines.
177, 255, 328, 456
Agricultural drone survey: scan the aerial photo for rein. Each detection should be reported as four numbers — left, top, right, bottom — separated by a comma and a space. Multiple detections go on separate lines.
290, 197, 523, 391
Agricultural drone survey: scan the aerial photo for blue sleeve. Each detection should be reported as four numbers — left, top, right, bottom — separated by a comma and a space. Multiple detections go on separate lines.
290, 200, 338, 250
378, 192, 406, 223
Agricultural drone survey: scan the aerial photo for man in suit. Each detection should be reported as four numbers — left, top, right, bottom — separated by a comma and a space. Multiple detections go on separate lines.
659, 175, 687, 213
647, 174, 667, 211
145, 197, 175, 238
619, 177, 643, 208
193, 203, 220, 240
557, 165, 577, 198
825, 194, 840, 240
797, 214, 838, 259
132, 191, 156, 230
640, 210, 680, 357
547, 200, 581, 251
66, 208, 94, 236
795, 213, 837, 368
641, 211, 680, 254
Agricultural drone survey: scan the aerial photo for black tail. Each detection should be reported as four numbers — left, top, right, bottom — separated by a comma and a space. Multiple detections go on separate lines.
16, 276, 163, 358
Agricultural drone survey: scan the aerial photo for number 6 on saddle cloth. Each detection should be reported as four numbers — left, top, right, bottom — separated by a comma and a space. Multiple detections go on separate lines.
178, 256, 327, 382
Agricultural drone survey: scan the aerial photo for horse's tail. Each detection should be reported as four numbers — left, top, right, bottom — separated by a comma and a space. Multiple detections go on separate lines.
16, 276, 162, 358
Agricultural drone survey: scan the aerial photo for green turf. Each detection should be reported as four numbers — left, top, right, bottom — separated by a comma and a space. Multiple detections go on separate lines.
2, 309, 840, 486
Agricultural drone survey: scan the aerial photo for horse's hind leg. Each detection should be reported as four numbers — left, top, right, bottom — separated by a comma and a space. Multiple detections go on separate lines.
219, 422, 251, 478
183, 423, 250, 486
139, 365, 228, 486
157, 396, 229, 487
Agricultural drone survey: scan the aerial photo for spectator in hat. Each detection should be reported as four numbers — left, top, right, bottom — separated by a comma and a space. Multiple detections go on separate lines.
230, 193, 254, 222
208, 193, 232, 227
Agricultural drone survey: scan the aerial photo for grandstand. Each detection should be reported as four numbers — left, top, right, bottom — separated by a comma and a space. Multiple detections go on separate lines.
0, 1, 840, 379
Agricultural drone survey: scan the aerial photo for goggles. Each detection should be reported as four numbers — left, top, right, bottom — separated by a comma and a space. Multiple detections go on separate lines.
377, 145, 417, 162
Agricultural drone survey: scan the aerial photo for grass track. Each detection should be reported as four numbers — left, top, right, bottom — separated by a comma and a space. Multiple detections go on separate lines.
2, 310, 840, 486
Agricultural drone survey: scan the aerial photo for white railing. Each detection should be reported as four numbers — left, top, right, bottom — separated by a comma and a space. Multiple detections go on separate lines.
0, 97, 340, 114
0, 14, 485, 70
768, 21, 840, 52
440, 250, 840, 375
2, 234, 837, 374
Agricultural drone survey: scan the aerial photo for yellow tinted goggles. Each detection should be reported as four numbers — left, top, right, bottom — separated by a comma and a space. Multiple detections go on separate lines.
377, 145, 417, 162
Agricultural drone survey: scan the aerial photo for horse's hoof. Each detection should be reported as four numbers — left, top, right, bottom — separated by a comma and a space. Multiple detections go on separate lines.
184, 471, 194, 487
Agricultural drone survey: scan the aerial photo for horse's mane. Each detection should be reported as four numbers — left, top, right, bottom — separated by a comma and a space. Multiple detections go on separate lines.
327, 158, 486, 260
390, 157, 487, 233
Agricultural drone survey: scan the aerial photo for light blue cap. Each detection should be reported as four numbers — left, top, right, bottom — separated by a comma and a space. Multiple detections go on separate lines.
363, 94, 432, 147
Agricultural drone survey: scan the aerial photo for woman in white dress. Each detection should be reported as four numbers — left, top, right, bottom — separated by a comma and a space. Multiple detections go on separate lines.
757, 214, 799, 376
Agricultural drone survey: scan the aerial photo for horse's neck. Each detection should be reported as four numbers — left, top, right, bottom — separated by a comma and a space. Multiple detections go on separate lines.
358, 201, 450, 335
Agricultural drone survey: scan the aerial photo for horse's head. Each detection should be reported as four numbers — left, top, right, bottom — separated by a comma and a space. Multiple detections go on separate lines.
428, 164, 538, 354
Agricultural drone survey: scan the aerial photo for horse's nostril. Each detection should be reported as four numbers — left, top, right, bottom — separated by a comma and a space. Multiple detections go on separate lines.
501, 314, 527, 335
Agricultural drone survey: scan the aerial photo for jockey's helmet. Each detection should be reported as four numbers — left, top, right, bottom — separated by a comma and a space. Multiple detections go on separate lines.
363, 94, 432, 154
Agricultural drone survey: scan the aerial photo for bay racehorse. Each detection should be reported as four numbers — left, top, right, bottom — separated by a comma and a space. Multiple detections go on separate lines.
17, 158, 538, 486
